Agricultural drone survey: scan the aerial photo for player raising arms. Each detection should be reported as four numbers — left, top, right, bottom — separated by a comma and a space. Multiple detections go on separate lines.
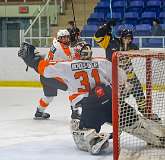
34, 29, 80, 120
18, 41, 165, 154
94, 21, 161, 121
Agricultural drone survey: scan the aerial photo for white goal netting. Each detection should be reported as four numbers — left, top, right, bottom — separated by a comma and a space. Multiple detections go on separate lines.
112, 50, 165, 160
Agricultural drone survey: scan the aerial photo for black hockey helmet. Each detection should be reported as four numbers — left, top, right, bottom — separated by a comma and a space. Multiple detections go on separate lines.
119, 29, 133, 39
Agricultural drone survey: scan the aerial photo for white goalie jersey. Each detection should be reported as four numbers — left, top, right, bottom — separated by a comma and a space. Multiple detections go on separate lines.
38, 57, 127, 106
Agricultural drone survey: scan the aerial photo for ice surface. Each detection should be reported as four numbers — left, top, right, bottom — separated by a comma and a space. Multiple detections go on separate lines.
0, 87, 113, 160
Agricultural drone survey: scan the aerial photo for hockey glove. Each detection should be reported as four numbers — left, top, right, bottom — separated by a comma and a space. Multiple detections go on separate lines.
79, 84, 111, 108
18, 42, 42, 71
92, 84, 111, 102
18, 42, 36, 59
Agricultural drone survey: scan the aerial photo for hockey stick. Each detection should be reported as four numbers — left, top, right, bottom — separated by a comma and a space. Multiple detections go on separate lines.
71, 0, 77, 28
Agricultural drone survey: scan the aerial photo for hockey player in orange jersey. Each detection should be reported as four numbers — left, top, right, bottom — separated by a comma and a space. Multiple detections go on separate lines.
35, 29, 80, 120
18, 41, 165, 154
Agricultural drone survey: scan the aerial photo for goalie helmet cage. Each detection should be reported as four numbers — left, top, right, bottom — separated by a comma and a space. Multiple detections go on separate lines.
112, 50, 165, 160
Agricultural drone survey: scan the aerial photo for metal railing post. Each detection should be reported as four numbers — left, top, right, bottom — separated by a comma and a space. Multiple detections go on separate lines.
163, 38, 165, 48
24, 0, 51, 37
60, 0, 65, 14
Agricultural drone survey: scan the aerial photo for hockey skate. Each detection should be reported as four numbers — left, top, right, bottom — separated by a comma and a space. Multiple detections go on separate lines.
34, 108, 50, 120
145, 113, 162, 124
150, 113, 162, 123
139, 108, 162, 124
147, 137, 165, 147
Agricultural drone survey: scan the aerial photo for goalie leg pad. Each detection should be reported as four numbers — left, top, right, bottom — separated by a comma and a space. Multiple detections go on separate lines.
70, 119, 97, 152
123, 115, 165, 147
70, 119, 109, 154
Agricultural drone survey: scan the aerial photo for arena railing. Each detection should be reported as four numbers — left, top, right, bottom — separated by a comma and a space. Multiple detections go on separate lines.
24, 36, 165, 48
81, 36, 165, 48
134, 36, 165, 48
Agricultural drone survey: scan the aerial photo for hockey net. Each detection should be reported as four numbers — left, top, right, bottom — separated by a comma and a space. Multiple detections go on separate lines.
112, 50, 165, 160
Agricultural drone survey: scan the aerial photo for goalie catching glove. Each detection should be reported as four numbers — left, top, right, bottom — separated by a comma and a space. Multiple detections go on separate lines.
18, 42, 36, 59
18, 42, 42, 71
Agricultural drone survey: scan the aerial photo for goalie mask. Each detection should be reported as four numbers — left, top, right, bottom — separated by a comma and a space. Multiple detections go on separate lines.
74, 41, 92, 60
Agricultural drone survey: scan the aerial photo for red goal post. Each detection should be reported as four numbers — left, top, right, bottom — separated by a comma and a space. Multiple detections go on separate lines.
112, 50, 165, 160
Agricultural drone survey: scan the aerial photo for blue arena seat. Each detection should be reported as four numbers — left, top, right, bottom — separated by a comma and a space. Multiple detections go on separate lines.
161, 24, 165, 30
100, 0, 111, 2
143, 38, 163, 48
106, 12, 122, 22
140, 12, 156, 24
135, 24, 151, 36
83, 24, 98, 30
111, 0, 125, 3
87, 12, 105, 25
146, 0, 162, 7
128, 0, 147, 1
159, 12, 165, 24
124, 12, 139, 25
106, 12, 122, 24
127, 1, 144, 12
94, 1, 110, 13
162, 0, 165, 6
86, 0, 163, 37
112, 1, 125, 13
80, 25, 98, 37
145, 0, 161, 15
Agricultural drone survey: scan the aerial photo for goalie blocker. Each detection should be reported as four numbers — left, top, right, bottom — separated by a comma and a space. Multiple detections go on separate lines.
18, 42, 41, 71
